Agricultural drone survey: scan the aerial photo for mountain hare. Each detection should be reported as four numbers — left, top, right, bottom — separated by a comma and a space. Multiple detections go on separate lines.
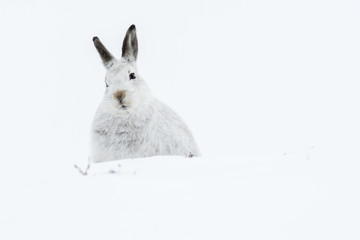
91, 25, 200, 162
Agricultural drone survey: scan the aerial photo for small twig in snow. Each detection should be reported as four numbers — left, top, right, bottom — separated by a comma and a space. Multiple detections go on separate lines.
74, 162, 91, 176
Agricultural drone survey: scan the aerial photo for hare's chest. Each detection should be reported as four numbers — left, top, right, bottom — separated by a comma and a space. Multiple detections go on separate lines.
111, 121, 143, 144
92, 113, 151, 148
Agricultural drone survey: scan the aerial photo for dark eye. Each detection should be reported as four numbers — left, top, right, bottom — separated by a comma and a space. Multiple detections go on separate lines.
129, 73, 136, 80
105, 81, 109, 87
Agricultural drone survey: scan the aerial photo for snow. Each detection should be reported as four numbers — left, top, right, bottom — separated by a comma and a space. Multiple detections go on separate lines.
1, 0, 360, 239
1, 152, 360, 239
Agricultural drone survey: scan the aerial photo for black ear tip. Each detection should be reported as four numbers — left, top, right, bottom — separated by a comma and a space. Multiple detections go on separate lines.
129, 24, 136, 31
93, 36, 99, 42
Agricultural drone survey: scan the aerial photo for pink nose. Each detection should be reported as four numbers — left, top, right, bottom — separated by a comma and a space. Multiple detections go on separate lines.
114, 90, 126, 103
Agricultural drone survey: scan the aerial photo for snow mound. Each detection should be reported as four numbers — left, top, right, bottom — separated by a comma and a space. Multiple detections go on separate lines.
1, 151, 359, 240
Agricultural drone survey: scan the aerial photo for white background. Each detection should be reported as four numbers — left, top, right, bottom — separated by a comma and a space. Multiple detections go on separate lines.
0, 0, 360, 239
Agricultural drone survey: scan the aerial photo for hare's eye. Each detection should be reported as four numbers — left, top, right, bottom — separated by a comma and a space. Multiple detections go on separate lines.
105, 81, 109, 87
129, 73, 136, 80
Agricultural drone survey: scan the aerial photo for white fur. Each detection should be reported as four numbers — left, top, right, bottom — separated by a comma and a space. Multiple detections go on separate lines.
91, 59, 200, 163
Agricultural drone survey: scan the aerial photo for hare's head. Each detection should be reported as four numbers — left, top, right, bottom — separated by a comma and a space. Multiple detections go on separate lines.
93, 25, 152, 113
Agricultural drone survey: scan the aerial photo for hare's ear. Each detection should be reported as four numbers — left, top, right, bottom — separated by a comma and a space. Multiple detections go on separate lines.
122, 25, 138, 62
93, 36, 115, 69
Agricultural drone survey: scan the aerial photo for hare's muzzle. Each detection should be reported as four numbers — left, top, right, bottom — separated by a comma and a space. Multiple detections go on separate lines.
114, 90, 126, 104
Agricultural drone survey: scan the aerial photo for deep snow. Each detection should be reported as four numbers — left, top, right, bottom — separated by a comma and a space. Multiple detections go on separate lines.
1, 151, 360, 240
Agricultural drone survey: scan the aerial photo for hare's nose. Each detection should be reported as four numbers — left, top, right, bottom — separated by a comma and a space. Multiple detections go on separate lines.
114, 90, 126, 103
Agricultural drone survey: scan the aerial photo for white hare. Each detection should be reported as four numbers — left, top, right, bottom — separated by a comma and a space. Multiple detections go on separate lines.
91, 25, 200, 163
